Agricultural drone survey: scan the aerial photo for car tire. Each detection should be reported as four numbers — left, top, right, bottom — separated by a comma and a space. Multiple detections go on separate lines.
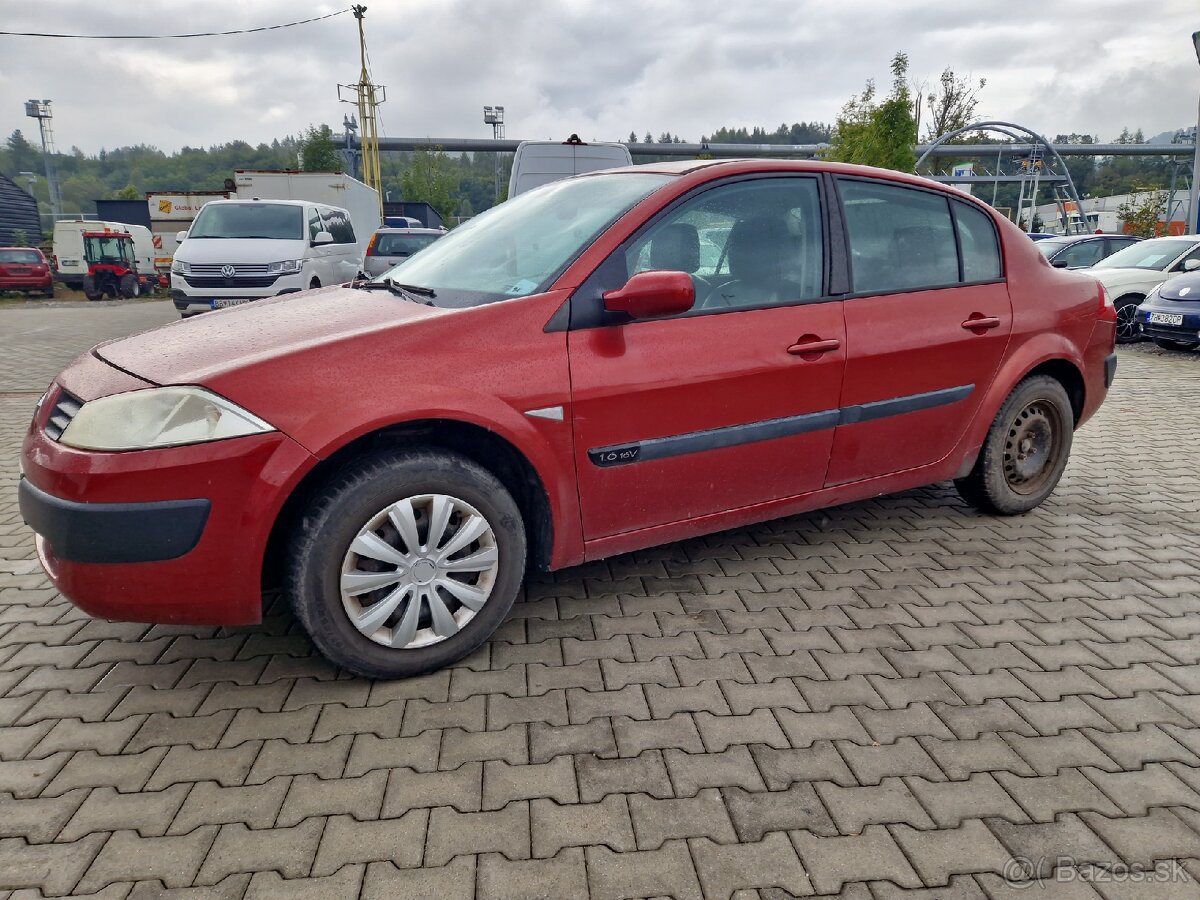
287, 448, 526, 679
82, 275, 104, 302
309, 277, 321, 290
1152, 337, 1199, 352
1113, 295, 1143, 343
43, 286, 54, 298
954, 375, 1074, 516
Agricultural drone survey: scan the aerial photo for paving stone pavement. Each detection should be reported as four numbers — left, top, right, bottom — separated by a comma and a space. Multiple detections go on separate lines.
2, 304, 1200, 898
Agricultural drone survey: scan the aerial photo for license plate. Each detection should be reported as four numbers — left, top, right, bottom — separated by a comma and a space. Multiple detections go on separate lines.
211, 297, 256, 309
1148, 312, 1184, 326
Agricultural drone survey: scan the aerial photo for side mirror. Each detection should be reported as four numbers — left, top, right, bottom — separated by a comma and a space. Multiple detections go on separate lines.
1184, 258, 1200, 272
602, 270, 695, 319
175, 230, 189, 243
1051, 259, 1071, 268
312, 231, 334, 246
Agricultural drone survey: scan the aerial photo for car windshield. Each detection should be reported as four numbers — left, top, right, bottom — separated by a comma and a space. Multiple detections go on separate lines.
1094, 239, 1197, 270
376, 172, 672, 308
0, 249, 42, 263
188, 203, 304, 240
1036, 240, 1072, 257
375, 233, 440, 256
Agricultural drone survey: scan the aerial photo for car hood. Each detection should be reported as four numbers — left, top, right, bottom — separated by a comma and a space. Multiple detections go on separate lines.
1090, 267, 1166, 287
94, 285, 442, 384
1159, 271, 1200, 301
175, 237, 309, 264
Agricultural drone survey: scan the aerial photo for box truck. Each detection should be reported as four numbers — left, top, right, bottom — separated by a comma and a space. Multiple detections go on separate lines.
233, 171, 381, 254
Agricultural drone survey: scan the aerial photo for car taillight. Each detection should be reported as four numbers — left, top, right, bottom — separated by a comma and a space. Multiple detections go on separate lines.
366, 233, 378, 256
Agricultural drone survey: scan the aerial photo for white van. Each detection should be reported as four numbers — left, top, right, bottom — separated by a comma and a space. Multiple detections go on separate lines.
169, 199, 362, 317
52, 220, 155, 289
508, 136, 633, 197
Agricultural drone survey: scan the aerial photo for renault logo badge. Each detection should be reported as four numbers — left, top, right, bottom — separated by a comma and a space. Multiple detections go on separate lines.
221, 265, 236, 278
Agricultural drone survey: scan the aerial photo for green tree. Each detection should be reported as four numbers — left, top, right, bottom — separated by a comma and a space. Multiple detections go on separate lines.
827, 52, 917, 172
112, 183, 141, 200
1117, 186, 1167, 237
922, 68, 986, 141
299, 124, 344, 172
400, 147, 458, 222
10, 229, 28, 247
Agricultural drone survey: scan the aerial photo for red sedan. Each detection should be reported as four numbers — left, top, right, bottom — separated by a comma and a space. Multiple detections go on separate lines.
0, 247, 53, 297
20, 160, 1117, 678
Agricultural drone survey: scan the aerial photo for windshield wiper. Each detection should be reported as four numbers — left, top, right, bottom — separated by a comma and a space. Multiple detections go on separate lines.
390, 281, 436, 297
353, 277, 434, 305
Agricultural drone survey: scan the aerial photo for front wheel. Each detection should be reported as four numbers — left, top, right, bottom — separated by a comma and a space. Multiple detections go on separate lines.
287, 449, 526, 679
118, 273, 138, 298
954, 375, 1074, 515
1114, 296, 1143, 343
1153, 337, 1199, 352
82, 275, 104, 301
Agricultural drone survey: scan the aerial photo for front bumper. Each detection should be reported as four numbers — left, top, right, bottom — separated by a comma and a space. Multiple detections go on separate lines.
1135, 298, 1200, 344
170, 271, 306, 315
22, 382, 317, 625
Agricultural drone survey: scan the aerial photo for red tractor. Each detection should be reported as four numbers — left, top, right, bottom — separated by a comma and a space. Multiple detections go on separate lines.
81, 231, 148, 301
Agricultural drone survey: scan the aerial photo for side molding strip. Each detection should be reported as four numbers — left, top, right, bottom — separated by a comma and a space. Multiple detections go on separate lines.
587, 384, 974, 468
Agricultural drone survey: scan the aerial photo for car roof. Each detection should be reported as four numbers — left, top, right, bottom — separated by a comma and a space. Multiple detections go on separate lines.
0, 246, 42, 251
206, 198, 311, 207
372, 227, 443, 235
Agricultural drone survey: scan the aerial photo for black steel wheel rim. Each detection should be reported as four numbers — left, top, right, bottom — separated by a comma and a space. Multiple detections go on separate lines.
1003, 399, 1065, 495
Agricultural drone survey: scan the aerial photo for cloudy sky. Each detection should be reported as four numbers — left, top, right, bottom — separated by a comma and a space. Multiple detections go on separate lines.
1, 0, 1197, 155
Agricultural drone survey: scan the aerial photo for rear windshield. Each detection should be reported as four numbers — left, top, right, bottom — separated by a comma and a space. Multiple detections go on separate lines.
1094, 239, 1197, 270
188, 203, 304, 240
375, 233, 440, 257
0, 249, 42, 263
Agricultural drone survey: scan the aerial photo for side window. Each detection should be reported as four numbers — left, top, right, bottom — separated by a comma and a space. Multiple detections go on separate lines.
1172, 245, 1200, 271
624, 177, 824, 310
1055, 240, 1104, 269
323, 209, 357, 245
1107, 238, 1135, 257
308, 208, 324, 240
839, 179, 959, 293
954, 201, 1002, 280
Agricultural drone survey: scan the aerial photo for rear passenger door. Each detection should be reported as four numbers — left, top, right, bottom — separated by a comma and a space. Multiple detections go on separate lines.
824, 178, 1012, 486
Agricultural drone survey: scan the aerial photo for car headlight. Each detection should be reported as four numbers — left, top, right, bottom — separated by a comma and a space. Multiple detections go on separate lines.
171, 259, 191, 274
58, 386, 274, 451
267, 259, 305, 275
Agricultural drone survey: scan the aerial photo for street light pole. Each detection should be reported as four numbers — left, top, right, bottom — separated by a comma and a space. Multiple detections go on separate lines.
1190, 32, 1200, 233
483, 106, 505, 204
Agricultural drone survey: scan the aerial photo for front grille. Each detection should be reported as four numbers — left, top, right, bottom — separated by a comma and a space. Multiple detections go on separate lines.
187, 263, 270, 276
44, 390, 83, 441
183, 275, 279, 288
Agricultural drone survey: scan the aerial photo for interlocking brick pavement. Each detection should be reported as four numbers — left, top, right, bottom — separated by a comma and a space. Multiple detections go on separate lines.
2, 304, 1200, 897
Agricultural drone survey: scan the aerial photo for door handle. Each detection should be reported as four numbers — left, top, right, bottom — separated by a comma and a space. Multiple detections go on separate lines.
961, 314, 1001, 332
786, 337, 841, 356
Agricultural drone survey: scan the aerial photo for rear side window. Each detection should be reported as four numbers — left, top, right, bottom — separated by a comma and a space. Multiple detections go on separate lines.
954, 201, 1002, 280
840, 180, 958, 293
323, 209, 357, 245
308, 209, 324, 240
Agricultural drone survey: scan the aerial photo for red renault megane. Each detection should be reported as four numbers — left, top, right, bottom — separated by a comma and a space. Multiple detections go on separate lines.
21, 159, 1117, 678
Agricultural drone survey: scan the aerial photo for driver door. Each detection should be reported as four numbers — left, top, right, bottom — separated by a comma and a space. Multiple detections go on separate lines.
567, 175, 847, 541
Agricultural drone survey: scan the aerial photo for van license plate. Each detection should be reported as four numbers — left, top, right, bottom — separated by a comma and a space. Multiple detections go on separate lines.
212, 298, 256, 309
1148, 312, 1183, 326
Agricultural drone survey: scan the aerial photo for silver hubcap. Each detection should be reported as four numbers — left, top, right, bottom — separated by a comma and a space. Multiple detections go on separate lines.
339, 494, 499, 650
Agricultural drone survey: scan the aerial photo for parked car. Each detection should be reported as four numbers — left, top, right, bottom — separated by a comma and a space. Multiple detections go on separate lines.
0, 247, 53, 297
1136, 269, 1200, 351
170, 199, 363, 317
1036, 234, 1141, 270
1089, 236, 1200, 343
362, 227, 444, 278
20, 159, 1117, 679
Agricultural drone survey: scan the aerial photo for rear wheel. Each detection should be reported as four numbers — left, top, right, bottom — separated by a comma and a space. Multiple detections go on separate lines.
1153, 337, 1199, 352
43, 285, 54, 298
1114, 295, 1143, 343
955, 375, 1074, 515
118, 273, 138, 298
82, 274, 104, 302
287, 448, 526, 679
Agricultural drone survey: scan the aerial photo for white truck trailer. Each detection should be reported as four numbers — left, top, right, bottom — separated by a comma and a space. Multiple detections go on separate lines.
147, 191, 234, 274
233, 171, 381, 254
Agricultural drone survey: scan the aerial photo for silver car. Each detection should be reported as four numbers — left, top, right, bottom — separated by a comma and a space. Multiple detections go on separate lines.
363, 227, 444, 278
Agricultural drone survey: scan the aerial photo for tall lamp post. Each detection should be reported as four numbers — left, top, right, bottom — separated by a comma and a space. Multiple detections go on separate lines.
24, 99, 63, 222
1191, 31, 1200, 233
483, 105, 505, 203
